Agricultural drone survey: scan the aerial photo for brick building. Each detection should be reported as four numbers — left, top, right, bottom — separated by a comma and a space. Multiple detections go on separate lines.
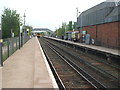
77, 1, 120, 49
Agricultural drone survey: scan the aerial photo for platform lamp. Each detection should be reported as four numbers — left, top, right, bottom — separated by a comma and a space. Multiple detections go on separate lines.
0, 21, 3, 66
18, 26, 21, 49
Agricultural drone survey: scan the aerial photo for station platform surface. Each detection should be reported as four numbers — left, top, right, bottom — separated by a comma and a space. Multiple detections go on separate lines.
1, 37, 58, 88
46, 37, 119, 56
0, 67, 2, 89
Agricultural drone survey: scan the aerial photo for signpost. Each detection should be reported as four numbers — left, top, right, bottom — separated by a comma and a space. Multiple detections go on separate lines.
0, 23, 3, 66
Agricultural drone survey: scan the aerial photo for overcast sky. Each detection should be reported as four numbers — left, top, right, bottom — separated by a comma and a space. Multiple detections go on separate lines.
0, 0, 108, 31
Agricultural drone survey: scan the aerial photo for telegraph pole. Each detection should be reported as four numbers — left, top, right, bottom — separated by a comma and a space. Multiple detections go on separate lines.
22, 12, 26, 45
23, 12, 26, 36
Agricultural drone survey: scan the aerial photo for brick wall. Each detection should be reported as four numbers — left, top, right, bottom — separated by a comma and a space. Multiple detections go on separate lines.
118, 22, 120, 50
82, 25, 97, 39
82, 22, 119, 48
97, 22, 119, 48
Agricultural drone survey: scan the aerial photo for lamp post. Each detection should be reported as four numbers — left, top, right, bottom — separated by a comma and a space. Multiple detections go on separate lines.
76, 8, 82, 42
22, 12, 26, 45
76, 7, 79, 18
18, 26, 21, 49
76, 7, 81, 29
0, 21, 3, 66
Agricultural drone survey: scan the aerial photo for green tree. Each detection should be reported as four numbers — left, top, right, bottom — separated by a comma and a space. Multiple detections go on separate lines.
55, 22, 67, 37
68, 21, 73, 31
1, 8, 21, 38
73, 22, 77, 29
54, 21, 77, 37
61, 22, 67, 36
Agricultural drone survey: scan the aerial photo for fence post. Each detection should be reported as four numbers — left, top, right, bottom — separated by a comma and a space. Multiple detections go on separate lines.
0, 41, 2, 66
19, 35, 20, 49
16, 37, 17, 50
21, 33, 23, 47
7, 40, 9, 57
10, 37, 13, 54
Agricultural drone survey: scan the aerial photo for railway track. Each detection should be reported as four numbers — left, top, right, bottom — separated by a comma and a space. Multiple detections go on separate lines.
38, 37, 115, 89
40, 37, 120, 89
39, 38, 95, 89
45, 38, 120, 83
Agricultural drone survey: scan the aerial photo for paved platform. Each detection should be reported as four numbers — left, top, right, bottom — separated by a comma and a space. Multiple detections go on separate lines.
46, 37, 119, 56
1, 37, 58, 88
0, 67, 2, 90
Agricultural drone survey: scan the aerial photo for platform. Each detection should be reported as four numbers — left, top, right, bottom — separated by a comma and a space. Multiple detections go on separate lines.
0, 67, 2, 89
46, 37, 119, 56
1, 37, 58, 88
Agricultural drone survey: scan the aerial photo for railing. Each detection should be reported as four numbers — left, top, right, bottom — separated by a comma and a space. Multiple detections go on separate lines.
2, 36, 31, 62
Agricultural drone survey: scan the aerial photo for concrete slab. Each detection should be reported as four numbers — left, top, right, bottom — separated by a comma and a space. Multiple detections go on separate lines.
0, 67, 2, 90
47, 37, 119, 56
33, 38, 58, 88
2, 37, 58, 88
2, 38, 35, 88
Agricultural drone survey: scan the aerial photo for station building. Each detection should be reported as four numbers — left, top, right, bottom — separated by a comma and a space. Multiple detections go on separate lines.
77, 1, 120, 49
31, 28, 53, 37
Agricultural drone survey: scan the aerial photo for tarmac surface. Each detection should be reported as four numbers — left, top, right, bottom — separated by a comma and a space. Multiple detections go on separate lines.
1, 37, 58, 88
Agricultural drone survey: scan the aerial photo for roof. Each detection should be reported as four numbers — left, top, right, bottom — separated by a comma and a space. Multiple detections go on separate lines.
105, 5, 120, 22
33, 28, 52, 32
77, 1, 120, 28
81, 2, 115, 16
31, 31, 47, 33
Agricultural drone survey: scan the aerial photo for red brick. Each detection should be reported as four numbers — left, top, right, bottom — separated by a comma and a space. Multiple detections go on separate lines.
81, 22, 119, 49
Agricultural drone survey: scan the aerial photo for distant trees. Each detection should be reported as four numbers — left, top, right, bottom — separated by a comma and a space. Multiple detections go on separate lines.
68, 21, 73, 30
55, 21, 76, 37
1, 8, 22, 38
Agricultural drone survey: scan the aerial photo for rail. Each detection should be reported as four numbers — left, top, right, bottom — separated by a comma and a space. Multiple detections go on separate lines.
43, 37, 119, 88
40, 38, 109, 89
46, 40, 107, 89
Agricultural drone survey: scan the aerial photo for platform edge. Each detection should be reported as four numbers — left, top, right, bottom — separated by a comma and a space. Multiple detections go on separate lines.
36, 37, 58, 88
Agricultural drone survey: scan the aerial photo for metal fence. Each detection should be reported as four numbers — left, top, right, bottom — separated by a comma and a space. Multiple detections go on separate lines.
2, 36, 31, 62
